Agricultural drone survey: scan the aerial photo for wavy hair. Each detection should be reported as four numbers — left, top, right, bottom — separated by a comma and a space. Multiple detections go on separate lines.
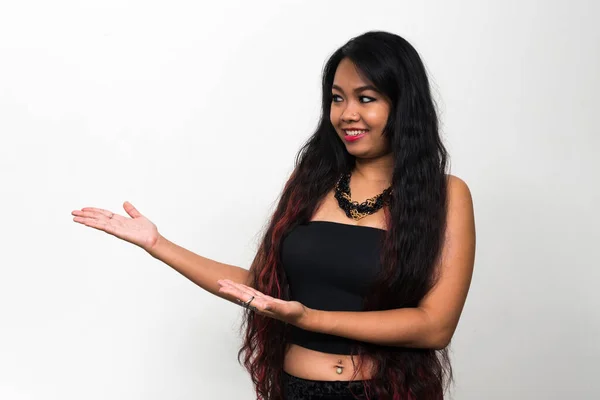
238, 30, 452, 400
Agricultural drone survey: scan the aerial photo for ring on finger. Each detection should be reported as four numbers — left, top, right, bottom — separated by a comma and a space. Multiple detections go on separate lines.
243, 296, 255, 308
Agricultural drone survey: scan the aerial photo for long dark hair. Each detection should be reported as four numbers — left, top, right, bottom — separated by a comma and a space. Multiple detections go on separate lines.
238, 30, 452, 399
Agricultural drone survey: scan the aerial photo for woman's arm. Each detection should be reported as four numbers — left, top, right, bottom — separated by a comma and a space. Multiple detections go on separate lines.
301, 307, 445, 349
148, 235, 251, 302
72, 202, 251, 304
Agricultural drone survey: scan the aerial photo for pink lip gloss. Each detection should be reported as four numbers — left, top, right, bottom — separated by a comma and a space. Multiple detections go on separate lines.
343, 131, 368, 142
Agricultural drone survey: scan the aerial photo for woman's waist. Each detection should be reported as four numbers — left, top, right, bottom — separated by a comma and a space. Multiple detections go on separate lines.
284, 343, 376, 381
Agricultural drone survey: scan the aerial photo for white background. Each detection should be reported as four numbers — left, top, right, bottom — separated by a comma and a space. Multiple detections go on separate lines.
1, 0, 598, 399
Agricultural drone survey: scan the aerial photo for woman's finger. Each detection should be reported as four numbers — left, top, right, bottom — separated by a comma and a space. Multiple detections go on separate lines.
73, 210, 106, 220
80, 207, 107, 213
224, 280, 269, 303
239, 284, 267, 299
228, 283, 287, 306
234, 287, 259, 304
123, 201, 142, 219
73, 209, 116, 221
73, 217, 118, 236
79, 207, 114, 217
217, 280, 288, 313
218, 282, 272, 311
222, 280, 265, 297
218, 281, 249, 300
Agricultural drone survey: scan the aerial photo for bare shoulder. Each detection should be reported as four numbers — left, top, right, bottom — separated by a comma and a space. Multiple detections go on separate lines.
446, 174, 473, 207
446, 174, 470, 192
444, 174, 475, 236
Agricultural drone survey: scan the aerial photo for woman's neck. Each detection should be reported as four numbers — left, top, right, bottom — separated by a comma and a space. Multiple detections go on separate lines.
352, 154, 394, 186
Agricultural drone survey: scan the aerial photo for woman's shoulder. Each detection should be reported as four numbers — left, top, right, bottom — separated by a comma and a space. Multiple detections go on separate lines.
446, 174, 470, 192
445, 174, 474, 210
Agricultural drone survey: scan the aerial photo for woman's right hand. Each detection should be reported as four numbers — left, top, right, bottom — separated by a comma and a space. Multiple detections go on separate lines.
71, 201, 160, 252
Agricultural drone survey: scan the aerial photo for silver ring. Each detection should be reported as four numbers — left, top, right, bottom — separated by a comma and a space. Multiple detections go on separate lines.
243, 296, 255, 308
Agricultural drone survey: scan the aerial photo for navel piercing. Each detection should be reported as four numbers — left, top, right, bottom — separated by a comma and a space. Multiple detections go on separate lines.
336, 359, 343, 375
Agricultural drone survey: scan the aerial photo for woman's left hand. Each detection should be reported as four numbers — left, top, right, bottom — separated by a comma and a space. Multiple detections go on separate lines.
217, 279, 310, 327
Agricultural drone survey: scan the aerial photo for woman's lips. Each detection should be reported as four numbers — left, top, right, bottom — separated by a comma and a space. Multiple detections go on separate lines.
343, 130, 369, 142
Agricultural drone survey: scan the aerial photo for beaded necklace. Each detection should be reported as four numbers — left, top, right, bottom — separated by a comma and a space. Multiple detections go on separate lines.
334, 172, 392, 221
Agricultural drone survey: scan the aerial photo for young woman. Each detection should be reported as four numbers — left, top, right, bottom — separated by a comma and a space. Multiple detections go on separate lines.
72, 31, 476, 400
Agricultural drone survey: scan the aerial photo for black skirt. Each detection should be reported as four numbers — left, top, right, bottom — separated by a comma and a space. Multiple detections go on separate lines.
282, 371, 374, 400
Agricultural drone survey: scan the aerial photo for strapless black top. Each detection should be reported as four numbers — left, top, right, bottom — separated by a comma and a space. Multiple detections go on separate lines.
281, 220, 385, 354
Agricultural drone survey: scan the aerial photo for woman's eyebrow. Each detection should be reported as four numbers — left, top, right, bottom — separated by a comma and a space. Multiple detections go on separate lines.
332, 84, 380, 94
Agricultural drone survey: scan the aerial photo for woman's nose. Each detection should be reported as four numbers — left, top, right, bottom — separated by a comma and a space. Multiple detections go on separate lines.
341, 111, 360, 122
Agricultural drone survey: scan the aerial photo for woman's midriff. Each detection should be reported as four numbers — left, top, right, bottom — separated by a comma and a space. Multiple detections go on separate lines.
283, 344, 376, 381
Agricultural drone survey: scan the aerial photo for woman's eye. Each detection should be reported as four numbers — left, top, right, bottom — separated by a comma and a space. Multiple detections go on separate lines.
331, 94, 375, 103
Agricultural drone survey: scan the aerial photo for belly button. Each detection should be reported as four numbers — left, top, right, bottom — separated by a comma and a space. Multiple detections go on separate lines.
335, 359, 343, 375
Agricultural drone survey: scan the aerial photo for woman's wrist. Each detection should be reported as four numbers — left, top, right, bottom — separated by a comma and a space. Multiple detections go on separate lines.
146, 233, 168, 258
297, 307, 324, 332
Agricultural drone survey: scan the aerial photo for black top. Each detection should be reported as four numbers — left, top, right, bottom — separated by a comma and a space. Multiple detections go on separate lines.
281, 220, 385, 354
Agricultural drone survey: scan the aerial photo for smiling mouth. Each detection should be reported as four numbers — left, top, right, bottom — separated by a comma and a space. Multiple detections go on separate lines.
343, 129, 369, 136
342, 129, 369, 142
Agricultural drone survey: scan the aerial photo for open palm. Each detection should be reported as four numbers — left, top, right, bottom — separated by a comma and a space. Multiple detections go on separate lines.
71, 201, 159, 251
217, 279, 309, 327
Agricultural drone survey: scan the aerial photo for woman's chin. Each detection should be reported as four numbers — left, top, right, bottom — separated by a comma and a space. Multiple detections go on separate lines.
345, 146, 372, 158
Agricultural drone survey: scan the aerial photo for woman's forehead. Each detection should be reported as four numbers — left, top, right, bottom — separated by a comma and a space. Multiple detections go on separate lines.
333, 62, 380, 94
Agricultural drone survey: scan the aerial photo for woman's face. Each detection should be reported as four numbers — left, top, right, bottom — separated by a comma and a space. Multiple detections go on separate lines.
330, 57, 392, 159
